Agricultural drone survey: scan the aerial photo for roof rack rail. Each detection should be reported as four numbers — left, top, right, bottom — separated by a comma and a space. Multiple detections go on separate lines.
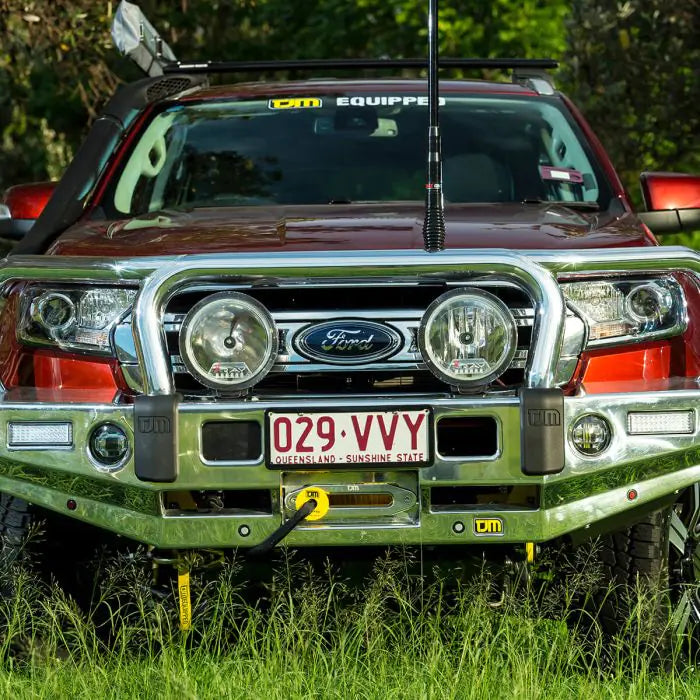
511, 67, 557, 95
110, 2, 558, 85
161, 58, 558, 75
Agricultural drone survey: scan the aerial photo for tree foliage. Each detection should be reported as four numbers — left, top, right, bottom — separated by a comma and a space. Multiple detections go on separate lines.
562, 0, 700, 204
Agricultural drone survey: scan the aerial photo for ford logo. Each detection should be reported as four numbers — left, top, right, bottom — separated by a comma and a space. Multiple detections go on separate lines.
294, 320, 402, 365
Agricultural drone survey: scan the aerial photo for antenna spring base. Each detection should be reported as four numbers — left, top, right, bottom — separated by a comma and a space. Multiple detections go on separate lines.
422, 188, 446, 253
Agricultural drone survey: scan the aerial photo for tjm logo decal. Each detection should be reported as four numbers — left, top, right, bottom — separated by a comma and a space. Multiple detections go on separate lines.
137, 416, 171, 434
473, 517, 504, 536
268, 97, 322, 109
527, 409, 561, 427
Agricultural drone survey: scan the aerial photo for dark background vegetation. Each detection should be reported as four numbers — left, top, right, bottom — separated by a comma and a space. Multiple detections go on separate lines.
0, 0, 698, 242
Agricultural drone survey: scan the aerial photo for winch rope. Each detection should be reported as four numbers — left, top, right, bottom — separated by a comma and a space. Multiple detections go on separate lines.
248, 498, 318, 556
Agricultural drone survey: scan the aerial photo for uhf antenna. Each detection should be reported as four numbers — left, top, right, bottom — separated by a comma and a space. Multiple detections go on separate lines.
422, 0, 446, 253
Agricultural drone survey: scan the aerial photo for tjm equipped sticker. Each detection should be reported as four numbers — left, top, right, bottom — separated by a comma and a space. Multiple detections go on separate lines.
268, 97, 323, 109
337, 96, 446, 107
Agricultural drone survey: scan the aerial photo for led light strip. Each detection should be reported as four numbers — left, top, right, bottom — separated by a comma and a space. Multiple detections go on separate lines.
627, 411, 695, 436
8, 422, 73, 447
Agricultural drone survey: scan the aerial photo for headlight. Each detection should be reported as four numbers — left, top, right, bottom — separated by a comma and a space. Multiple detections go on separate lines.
561, 277, 686, 346
418, 288, 517, 388
19, 286, 137, 354
179, 292, 278, 390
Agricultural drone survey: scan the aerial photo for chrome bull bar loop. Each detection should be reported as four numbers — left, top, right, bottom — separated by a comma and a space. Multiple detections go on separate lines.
0, 246, 698, 397
130, 249, 565, 395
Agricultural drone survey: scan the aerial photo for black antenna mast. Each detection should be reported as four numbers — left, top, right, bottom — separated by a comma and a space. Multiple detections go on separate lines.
422, 0, 446, 253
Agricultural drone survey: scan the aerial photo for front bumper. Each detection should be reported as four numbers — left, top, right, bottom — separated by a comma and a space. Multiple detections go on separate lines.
0, 389, 698, 549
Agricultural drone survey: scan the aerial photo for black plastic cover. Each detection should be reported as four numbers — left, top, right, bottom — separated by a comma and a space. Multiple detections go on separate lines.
201, 421, 262, 462
134, 394, 179, 482
519, 388, 565, 475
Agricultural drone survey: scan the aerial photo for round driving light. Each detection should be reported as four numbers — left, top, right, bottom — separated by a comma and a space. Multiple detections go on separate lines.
179, 292, 278, 390
89, 423, 129, 468
626, 283, 673, 323
33, 292, 76, 332
571, 415, 611, 456
418, 288, 517, 387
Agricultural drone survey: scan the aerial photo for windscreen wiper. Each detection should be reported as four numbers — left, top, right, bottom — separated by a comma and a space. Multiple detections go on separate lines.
522, 199, 600, 211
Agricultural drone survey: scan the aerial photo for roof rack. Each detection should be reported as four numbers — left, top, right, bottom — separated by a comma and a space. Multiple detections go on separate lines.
161, 58, 559, 75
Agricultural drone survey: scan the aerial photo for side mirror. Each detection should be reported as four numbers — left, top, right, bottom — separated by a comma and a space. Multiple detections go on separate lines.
638, 172, 700, 234
0, 181, 57, 240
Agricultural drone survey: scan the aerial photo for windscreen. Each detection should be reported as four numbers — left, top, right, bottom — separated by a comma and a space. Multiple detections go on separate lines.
103, 93, 612, 217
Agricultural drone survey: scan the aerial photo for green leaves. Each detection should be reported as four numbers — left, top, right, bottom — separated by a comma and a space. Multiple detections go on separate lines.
562, 0, 699, 208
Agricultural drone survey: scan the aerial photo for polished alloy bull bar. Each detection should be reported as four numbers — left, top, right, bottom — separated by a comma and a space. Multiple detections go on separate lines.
3, 246, 699, 393
0, 246, 698, 549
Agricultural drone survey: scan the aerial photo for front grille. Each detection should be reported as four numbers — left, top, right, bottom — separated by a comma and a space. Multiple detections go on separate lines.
163, 282, 534, 397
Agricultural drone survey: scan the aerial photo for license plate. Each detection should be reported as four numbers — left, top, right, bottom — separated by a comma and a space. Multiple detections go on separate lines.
266, 409, 431, 468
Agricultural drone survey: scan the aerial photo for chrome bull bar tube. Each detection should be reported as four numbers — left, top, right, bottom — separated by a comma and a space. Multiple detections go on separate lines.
130, 249, 565, 394
0, 246, 698, 397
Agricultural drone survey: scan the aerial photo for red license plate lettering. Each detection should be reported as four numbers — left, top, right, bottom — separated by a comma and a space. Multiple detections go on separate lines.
267, 410, 430, 467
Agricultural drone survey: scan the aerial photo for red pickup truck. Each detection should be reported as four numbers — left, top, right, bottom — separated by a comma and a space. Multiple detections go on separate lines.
0, 5, 699, 641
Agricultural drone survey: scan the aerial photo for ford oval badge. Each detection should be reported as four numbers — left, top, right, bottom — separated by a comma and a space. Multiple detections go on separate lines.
294, 320, 402, 365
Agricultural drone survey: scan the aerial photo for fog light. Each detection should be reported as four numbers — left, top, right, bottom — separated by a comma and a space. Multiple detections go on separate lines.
627, 411, 695, 435
8, 422, 72, 447
571, 415, 611, 456
89, 423, 129, 468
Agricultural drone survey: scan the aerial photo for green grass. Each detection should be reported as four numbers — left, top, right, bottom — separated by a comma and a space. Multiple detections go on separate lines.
1, 548, 699, 699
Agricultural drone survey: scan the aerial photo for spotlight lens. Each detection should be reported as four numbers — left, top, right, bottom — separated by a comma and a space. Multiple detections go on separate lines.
571, 415, 611, 456
89, 423, 129, 467
419, 289, 517, 386
180, 292, 278, 390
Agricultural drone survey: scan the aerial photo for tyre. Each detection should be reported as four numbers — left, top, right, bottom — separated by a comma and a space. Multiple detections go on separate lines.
0, 493, 36, 599
0, 493, 106, 605
0, 494, 34, 566
597, 484, 700, 657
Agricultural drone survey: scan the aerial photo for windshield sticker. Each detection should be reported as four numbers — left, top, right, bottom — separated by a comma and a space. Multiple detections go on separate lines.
336, 96, 446, 107
539, 165, 584, 184
268, 97, 323, 110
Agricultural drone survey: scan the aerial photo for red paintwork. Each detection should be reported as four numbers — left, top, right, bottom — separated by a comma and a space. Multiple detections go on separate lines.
33, 353, 120, 396
49, 203, 653, 256
579, 342, 672, 394
678, 273, 700, 379
640, 172, 700, 211
3, 181, 56, 220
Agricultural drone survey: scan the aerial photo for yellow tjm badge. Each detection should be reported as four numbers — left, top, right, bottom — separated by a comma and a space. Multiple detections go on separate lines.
295, 486, 330, 521
473, 517, 504, 536
268, 97, 322, 109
